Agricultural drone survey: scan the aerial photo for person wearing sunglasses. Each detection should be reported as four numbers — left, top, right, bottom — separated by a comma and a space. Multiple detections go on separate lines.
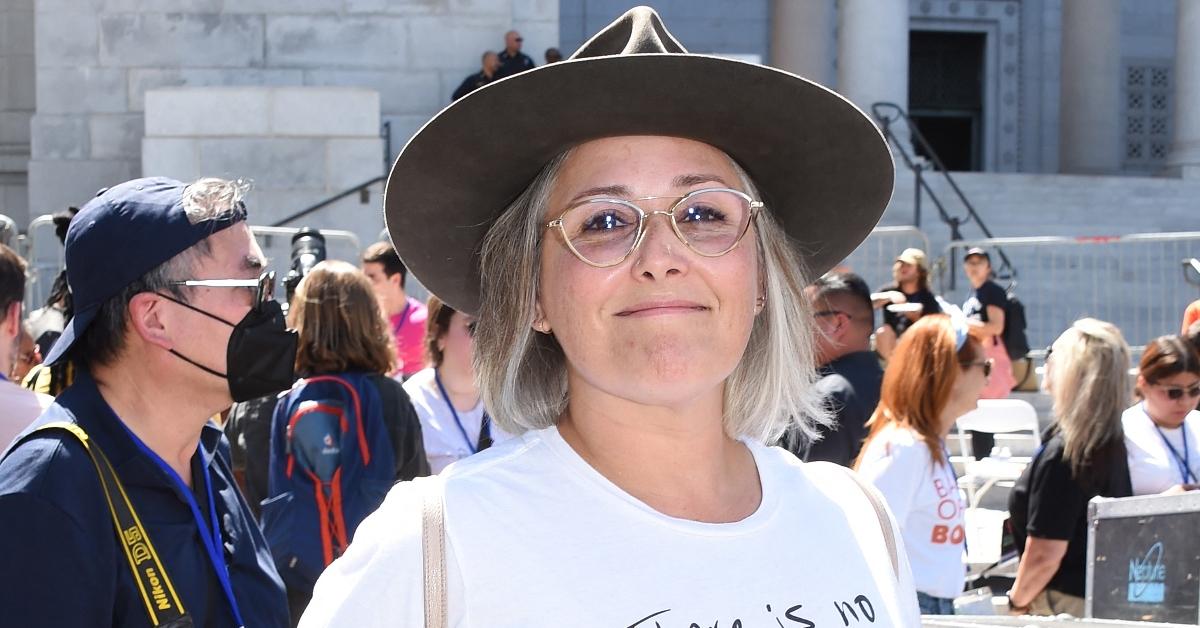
855, 314, 989, 615
301, 8, 921, 627
495, 29, 535, 79
1007, 318, 1133, 616
1123, 334, 1200, 495
0, 177, 295, 627
795, 272, 883, 468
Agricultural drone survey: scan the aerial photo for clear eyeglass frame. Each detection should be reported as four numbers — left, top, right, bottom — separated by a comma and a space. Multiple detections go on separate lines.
543, 186, 763, 268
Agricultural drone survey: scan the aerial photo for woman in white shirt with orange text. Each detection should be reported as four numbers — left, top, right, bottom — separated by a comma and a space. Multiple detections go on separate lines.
856, 314, 989, 616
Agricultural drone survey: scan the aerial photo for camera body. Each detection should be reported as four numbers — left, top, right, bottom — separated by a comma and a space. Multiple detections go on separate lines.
283, 227, 326, 306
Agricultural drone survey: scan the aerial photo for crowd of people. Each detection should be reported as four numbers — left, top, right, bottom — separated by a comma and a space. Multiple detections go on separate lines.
800, 251, 1200, 616
0, 7, 1198, 627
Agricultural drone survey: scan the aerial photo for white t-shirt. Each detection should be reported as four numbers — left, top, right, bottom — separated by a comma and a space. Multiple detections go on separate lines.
403, 368, 510, 474
300, 426, 920, 627
0, 378, 52, 452
1123, 403, 1200, 495
856, 424, 966, 599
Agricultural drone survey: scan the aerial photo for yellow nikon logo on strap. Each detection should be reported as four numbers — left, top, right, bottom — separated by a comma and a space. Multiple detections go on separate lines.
124, 526, 153, 565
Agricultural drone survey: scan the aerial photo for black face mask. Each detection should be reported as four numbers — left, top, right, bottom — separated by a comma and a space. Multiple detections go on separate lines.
159, 295, 298, 402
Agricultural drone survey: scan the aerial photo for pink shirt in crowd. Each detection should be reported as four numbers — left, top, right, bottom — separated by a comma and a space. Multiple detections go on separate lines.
390, 296, 428, 378
0, 378, 52, 452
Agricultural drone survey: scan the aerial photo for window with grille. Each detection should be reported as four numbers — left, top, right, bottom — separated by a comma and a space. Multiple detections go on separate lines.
1122, 62, 1172, 171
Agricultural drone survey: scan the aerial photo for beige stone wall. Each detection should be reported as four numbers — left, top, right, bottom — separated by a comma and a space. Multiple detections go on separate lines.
28, 0, 559, 224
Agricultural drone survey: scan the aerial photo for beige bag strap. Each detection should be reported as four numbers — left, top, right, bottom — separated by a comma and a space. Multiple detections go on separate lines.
841, 467, 900, 581
419, 477, 448, 628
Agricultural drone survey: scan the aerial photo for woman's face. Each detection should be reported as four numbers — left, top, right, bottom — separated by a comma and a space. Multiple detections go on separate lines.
536, 136, 761, 408
963, 255, 991, 287
1140, 370, 1200, 428
946, 345, 989, 426
439, 310, 477, 372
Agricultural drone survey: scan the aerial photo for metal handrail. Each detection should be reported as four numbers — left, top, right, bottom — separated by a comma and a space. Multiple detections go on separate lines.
270, 175, 385, 227
871, 101, 1017, 287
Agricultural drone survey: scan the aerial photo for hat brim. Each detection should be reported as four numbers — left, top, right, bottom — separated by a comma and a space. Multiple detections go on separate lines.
42, 302, 98, 366
386, 54, 894, 314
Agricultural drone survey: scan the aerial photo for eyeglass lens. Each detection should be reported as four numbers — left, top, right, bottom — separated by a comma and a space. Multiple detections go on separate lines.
560, 190, 753, 266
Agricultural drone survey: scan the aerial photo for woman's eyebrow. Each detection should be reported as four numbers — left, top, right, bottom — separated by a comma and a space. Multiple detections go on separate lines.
568, 184, 633, 204
673, 173, 730, 188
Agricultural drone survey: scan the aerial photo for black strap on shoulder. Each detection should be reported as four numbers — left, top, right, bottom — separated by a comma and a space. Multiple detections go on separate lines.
18, 422, 193, 627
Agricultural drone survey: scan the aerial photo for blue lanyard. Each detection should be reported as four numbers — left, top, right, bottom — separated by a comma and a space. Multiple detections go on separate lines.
1149, 408, 1197, 484
434, 369, 487, 455
391, 302, 412, 338
122, 424, 245, 627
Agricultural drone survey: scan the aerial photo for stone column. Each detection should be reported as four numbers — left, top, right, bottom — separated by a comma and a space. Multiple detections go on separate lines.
769, 0, 835, 87
837, 0, 910, 152
1059, 0, 1121, 174
1169, 0, 1200, 178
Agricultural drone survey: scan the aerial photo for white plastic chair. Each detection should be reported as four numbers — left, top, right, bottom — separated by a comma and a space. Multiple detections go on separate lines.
954, 399, 1042, 508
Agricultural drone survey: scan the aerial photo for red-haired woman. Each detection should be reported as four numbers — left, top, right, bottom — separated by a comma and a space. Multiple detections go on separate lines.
855, 314, 990, 615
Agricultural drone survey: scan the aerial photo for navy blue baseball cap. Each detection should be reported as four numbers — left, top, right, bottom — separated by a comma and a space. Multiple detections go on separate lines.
44, 177, 248, 366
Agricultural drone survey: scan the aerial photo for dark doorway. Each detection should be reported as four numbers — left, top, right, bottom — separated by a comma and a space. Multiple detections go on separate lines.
909, 30, 985, 171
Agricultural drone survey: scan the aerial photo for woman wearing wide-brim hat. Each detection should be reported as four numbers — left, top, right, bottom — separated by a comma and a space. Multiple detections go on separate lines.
301, 7, 920, 627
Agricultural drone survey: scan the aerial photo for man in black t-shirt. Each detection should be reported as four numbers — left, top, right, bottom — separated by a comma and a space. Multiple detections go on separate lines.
496, 30, 536, 78
793, 273, 883, 467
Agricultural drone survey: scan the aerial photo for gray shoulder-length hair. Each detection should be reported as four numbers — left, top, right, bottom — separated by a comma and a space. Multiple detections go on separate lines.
474, 147, 830, 445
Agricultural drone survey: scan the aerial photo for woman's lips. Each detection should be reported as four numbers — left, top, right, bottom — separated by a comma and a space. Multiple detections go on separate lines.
616, 301, 709, 317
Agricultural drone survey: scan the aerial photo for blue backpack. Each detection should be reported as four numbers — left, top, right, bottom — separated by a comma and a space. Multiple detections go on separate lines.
260, 372, 396, 593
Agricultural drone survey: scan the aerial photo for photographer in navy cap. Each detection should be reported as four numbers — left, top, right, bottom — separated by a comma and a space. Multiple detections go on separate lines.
0, 177, 295, 627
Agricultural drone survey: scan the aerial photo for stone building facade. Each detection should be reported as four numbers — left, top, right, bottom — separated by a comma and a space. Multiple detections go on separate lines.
1, 0, 1194, 241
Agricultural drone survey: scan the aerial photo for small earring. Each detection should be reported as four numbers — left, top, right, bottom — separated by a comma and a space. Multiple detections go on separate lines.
534, 321, 550, 334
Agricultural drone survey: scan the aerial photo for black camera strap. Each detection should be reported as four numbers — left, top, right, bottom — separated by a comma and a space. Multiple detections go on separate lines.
15, 422, 193, 627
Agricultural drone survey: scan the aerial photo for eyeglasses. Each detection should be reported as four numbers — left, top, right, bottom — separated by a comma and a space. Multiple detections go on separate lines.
545, 187, 762, 268
962, 359, 994, 378
1151, 382, 1200, 401
169, 270, 276, 309
814, 310, 850, 320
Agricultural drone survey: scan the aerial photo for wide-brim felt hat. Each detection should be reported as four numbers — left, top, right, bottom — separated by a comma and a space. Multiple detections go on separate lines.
385, 6, 894, 315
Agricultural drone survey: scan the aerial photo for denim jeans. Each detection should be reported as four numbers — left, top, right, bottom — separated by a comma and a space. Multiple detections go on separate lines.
917, 591, 956, 615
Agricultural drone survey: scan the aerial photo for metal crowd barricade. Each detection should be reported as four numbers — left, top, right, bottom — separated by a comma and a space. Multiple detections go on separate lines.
0, 214, 15, 247
837, 226, 931, 290
249, 226, 363, 287
22, 215, 64, 310
936, 232, 1200, 352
